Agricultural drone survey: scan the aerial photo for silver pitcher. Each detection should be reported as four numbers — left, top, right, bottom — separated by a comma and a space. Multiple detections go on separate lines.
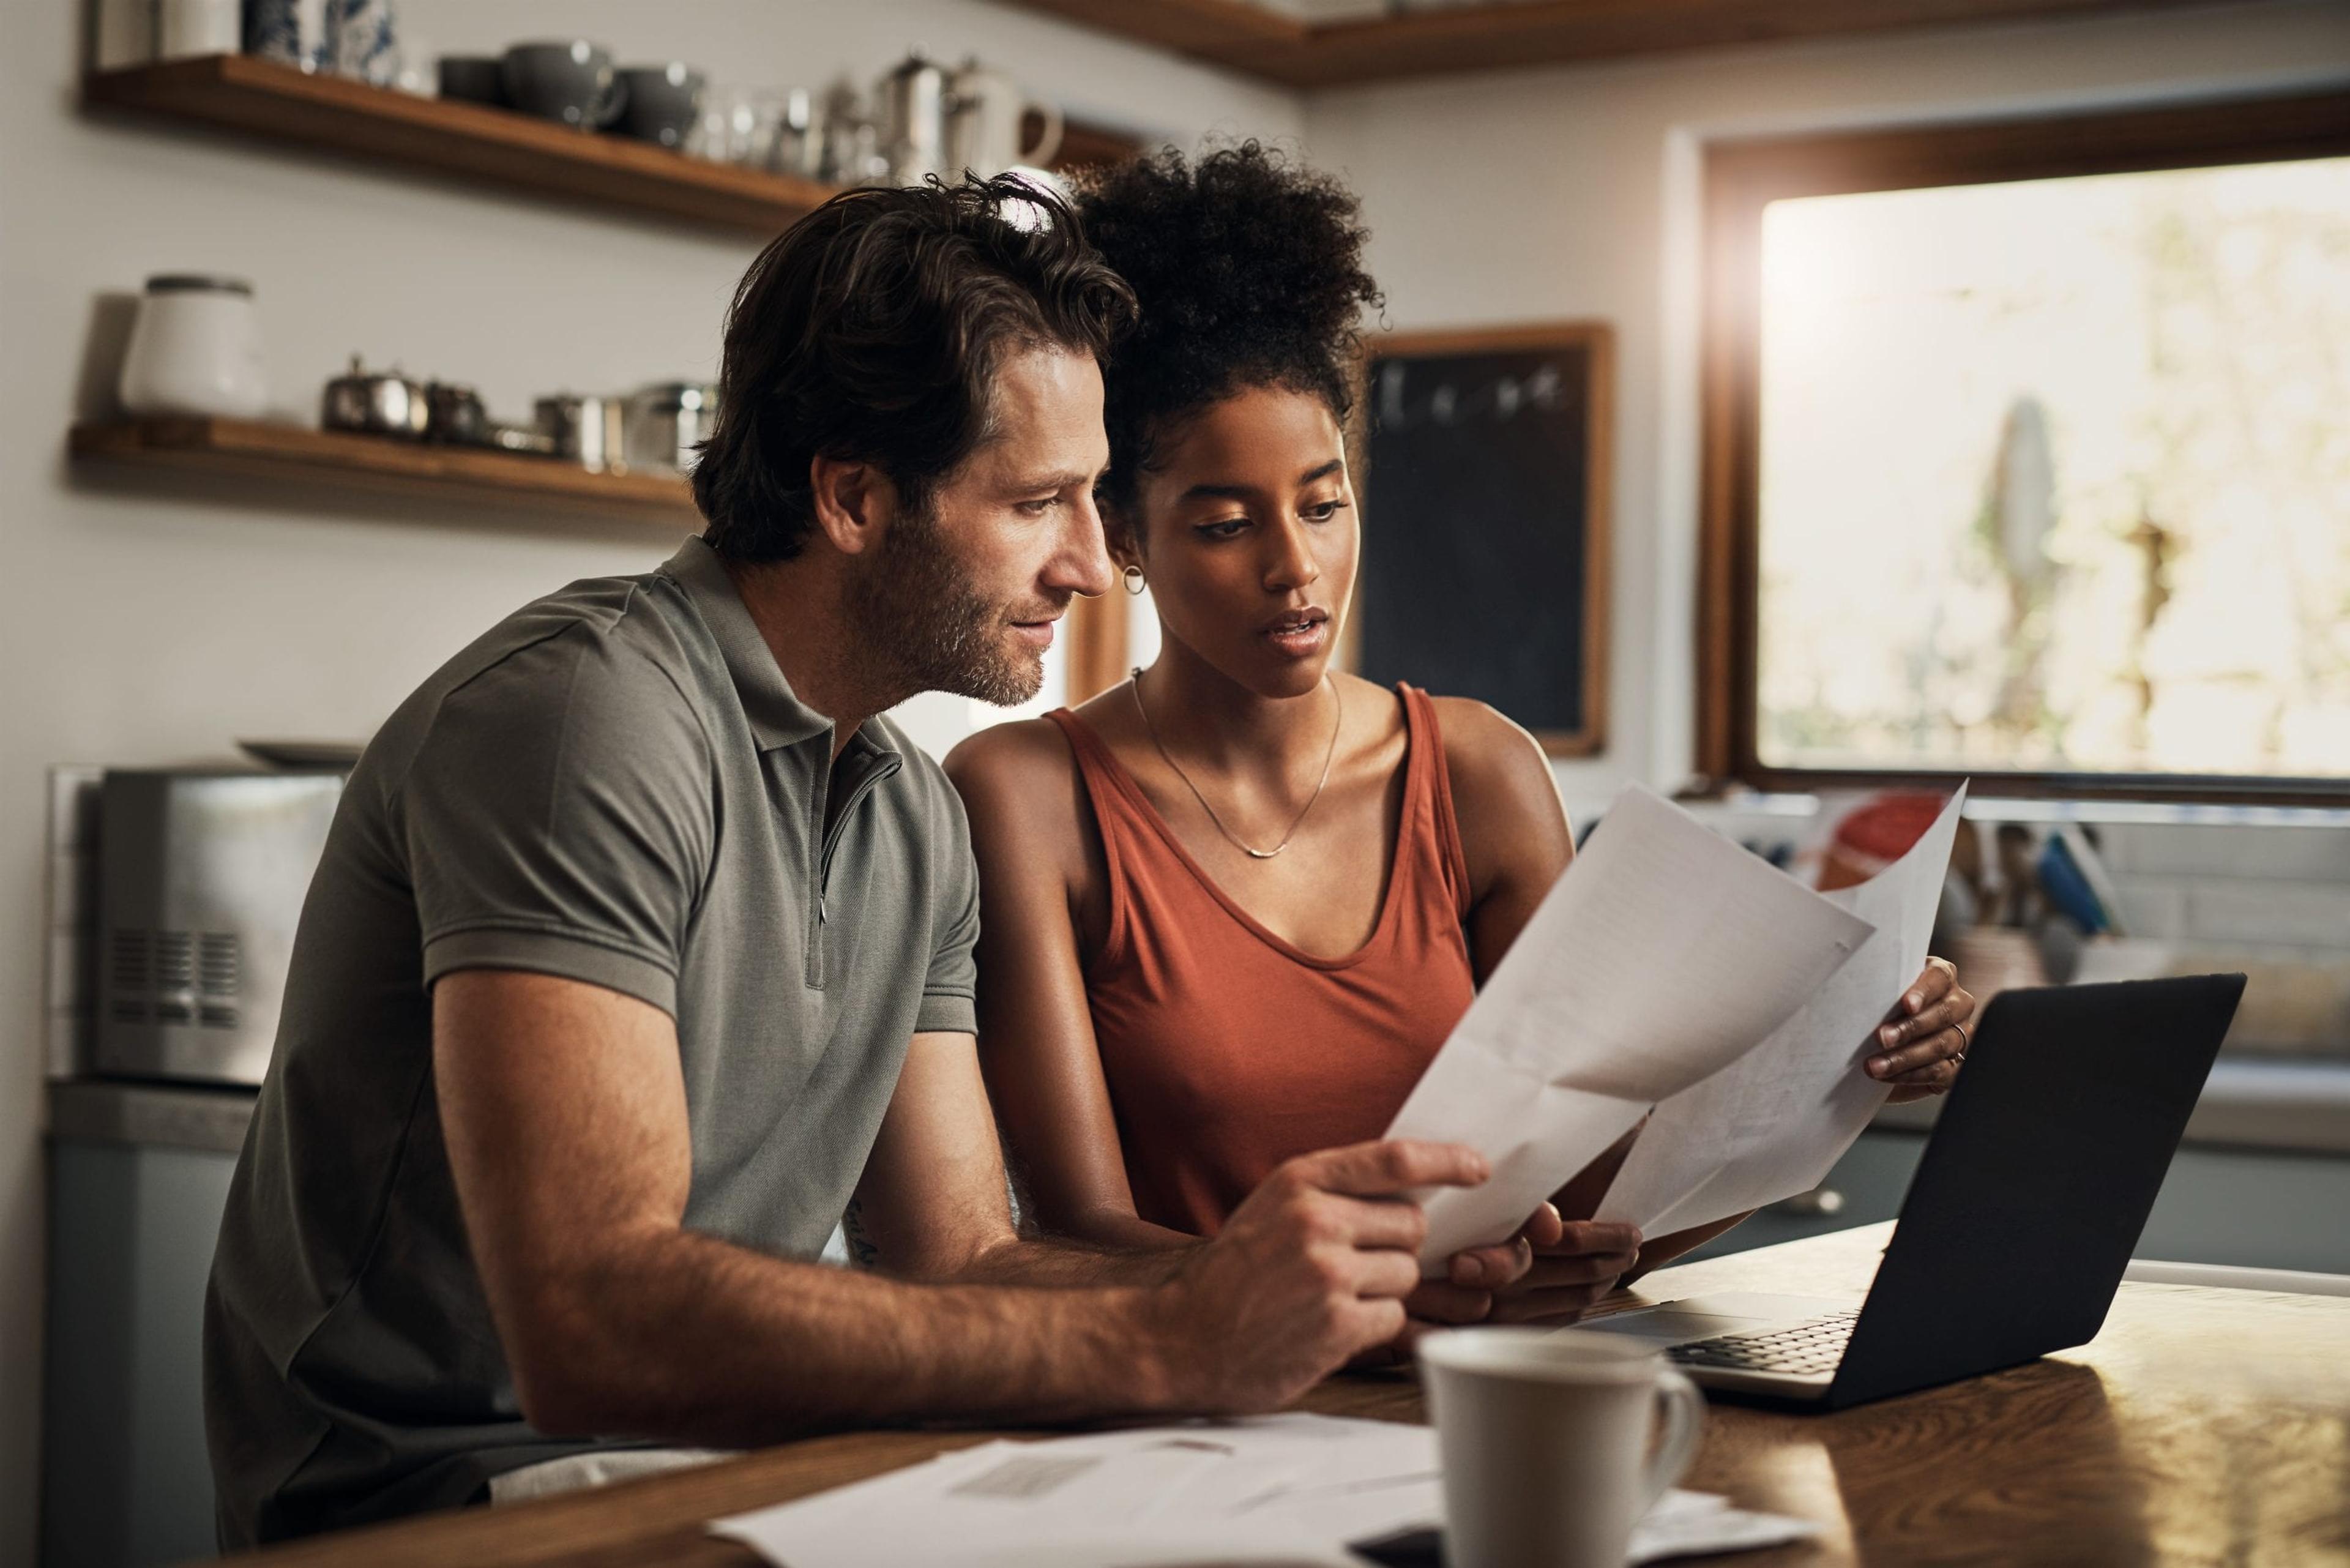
875, 50, 951, 187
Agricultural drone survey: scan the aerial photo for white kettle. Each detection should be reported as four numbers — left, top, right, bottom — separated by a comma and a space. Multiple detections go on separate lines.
946, 59, 1062, 179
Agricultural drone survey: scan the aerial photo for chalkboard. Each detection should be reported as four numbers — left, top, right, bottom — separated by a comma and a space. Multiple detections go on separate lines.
1357, 324, 1611, 755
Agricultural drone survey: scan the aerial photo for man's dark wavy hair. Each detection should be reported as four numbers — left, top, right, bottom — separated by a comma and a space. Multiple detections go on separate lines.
693, 176, 1138, 563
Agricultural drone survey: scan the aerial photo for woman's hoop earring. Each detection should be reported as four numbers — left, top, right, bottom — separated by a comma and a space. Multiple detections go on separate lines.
1121, 564, 1146, 596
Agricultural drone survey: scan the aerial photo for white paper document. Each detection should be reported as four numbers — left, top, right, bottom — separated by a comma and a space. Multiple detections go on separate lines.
1384, 785, 1876, 1267
707, 1413, 1819, 1567
1595, 786, 1968, 1235
709, 1414, 1441, 1568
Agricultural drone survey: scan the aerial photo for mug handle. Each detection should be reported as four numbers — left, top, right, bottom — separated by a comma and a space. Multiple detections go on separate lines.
1639, 1367, 1707, 1512
595, 75, 630, 130
1018, 100, 1064, 169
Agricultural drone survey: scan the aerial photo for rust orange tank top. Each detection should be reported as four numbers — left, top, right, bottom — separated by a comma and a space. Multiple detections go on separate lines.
1045, 685, 1478, 1238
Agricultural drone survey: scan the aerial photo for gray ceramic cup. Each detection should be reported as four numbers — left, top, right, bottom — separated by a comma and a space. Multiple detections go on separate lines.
436, 55, 506, 107
500, 40, 625, 130
616, 63, 706, 149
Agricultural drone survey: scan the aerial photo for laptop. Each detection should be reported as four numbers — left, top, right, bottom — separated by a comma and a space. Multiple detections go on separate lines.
1578, 974, 2245, 1410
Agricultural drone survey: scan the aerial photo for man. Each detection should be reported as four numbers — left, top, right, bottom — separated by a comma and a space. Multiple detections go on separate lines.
204, 177, 1526, 1546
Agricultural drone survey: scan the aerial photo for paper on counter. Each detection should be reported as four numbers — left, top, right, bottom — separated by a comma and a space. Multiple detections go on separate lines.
1595, 786, 1967, 1236
708, 1414, 1819, 1568
1386, 785, 1876, 1267
708, 1414, 1441, 1568
1628, 1488, 1822, 1563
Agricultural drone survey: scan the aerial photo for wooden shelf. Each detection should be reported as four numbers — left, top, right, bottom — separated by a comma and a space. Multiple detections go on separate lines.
83, 53, 841, 236
70, 417, 699, 529
1002, 0, 2269, 86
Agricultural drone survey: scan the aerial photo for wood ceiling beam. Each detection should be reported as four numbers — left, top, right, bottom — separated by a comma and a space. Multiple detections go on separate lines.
1001, 0, 2277, 88
996, 0, 1305, 61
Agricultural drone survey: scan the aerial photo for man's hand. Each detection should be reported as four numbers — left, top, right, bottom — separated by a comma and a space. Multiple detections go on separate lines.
1484, 1205, 1643, 1325
1868, 957, 1977, 1103
1146, 1140, 1488, 1411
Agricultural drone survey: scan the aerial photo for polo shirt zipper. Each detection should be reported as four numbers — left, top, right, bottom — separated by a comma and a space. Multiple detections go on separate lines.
806, 752, 903, 985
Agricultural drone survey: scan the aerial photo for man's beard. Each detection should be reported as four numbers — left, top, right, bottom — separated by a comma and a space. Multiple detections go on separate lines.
845, 505, 1056, 707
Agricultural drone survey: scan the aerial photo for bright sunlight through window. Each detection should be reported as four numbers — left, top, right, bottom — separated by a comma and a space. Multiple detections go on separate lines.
1755, 156, 2350, 780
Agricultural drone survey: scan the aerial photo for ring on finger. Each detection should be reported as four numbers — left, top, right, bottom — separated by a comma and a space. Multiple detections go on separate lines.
1952, 1020, 1969, 1066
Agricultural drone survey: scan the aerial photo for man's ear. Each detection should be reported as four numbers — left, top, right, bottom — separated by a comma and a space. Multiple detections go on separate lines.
808, 454, 900, 557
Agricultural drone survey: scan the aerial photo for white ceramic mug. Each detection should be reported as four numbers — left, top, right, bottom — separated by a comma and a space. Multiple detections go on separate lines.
118, 275, 268, 420
1420, 1327, 1706, 1568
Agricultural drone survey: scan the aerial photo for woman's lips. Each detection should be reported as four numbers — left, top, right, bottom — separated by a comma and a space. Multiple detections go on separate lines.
1263, 613, 1329, 660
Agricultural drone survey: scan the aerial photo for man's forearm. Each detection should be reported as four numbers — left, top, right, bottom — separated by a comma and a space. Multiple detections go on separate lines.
515, 1227, 1190, 1447
947, 1231, 1194, 1289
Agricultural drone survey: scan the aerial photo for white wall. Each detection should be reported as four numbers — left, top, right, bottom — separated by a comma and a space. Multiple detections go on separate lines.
0, 5, 1297, 1560
1300, 0, 2350, 824
10, 0, 2350, 1557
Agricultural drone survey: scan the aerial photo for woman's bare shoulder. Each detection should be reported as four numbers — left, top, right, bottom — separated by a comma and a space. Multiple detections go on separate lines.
942, 718, 1086, 842
1424, 695, 1568, 827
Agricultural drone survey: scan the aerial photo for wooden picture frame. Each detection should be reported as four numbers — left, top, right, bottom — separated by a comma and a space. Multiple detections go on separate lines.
1357, 322, 1613, 756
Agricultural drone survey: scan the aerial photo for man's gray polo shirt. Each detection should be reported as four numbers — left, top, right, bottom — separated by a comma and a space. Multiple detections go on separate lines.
204, 537, 979, 1546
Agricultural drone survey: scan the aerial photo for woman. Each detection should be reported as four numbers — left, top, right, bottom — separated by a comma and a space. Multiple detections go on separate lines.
946, 145, 1972, 1329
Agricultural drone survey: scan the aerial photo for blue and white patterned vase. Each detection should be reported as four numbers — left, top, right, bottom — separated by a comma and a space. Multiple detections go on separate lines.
325, 0, 398, 86
243, 0, 327, 71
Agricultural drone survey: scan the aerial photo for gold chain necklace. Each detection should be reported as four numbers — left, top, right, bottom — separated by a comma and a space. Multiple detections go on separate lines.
1128, 666, 1342, 860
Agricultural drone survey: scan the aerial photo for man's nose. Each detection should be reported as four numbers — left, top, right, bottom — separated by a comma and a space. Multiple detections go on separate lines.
1050, 491, 1117, 599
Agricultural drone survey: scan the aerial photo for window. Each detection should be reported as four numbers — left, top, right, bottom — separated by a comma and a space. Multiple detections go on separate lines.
1698, 91, 2350, 802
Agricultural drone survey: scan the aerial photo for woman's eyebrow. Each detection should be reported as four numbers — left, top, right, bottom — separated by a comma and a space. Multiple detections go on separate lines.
1178, 461, 1345, 504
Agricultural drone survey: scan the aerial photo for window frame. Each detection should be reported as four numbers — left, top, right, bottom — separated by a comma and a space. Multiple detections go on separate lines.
1695, 88, 2350, 805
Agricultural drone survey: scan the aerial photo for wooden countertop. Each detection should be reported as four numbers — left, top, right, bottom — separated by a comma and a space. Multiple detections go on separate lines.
208, 1223, 2350, 1567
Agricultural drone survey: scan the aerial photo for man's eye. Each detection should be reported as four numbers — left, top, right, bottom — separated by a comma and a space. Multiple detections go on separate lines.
1015, 498, 1058, 518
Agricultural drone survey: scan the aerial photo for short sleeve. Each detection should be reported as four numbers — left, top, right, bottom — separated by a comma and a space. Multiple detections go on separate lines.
402, 627, 714, 1016
916, 785, 980, 1036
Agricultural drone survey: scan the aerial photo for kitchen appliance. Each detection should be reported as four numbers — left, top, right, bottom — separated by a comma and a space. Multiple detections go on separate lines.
876, 50, 952, 186
118, 274, 269, 420
323, 354, 428, 438
95, 769, 345, 1087
502, 40, 626, 130
946, 59, 1062, 178
537, 393, 627, 471
624, 382, 718, 472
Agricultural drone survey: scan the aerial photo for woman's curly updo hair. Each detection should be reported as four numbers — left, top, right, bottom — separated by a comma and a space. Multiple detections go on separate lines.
1073, 142, 1382, 528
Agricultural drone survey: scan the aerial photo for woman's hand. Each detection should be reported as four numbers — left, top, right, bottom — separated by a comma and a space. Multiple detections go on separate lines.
1351, 1206, 1562, 1364
1485, 1208, 1643, 1324
1867, 957, 1976, 1103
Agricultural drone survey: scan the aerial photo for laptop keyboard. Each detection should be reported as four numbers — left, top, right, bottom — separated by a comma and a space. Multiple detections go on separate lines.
1666, 1310, 1859, 1376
